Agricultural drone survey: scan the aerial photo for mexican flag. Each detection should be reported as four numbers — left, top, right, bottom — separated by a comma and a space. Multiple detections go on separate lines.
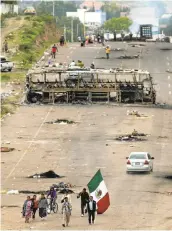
87, 169, 110, 214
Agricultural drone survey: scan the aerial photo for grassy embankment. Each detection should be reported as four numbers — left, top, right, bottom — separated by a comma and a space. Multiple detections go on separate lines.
1, 15, 61, 117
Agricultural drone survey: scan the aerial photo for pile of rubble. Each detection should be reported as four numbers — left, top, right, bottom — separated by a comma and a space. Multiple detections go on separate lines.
127, 110, 147, 117
1, 147, 15, 152
115, 130, 147, 142
118, 55, 140, 59
28, 170, 63, 179
45, 119, 76, 124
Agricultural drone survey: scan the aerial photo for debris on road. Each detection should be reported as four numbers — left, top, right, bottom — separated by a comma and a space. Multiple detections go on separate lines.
111, 48, 125, 51
28, 170, 63, 178
118, 55, 140, 59
1, 147, 15, 152
160, 48, 172, 51
7, 190, 19, 195
45, 119, 76, 124
127, 110, 148, 117
58, 188, 74, 194
158, 136, 168, 139
52, 182, 75, 189
115, 131, 147, 142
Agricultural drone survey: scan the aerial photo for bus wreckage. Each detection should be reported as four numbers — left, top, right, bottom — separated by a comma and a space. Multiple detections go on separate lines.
25, 68, 156, 104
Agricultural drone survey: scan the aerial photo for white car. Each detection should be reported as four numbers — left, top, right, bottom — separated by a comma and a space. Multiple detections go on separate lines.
0, 56, 13, 72
126, 152, 154, 173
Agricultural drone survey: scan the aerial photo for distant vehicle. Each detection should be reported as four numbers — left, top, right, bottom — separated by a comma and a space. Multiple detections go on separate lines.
24, 6, 36, 15
0, 56, 13, 72
140, 24, 152, 40
126, 152, 154, 173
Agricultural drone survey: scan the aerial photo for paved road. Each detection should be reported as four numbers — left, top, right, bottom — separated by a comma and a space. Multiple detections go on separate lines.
1, 41, 172, 230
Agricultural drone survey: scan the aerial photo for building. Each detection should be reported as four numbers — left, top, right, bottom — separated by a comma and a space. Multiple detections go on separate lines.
159, 14, 172, 36
66, 9, 106, 27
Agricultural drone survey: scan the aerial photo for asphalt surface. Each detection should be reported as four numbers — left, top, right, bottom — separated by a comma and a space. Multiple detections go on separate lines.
1, 41, 172, 229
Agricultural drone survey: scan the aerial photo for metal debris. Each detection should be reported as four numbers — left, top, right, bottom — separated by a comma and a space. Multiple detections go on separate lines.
28, 170, 64, 178
118, 55, 140, 59
115, 131, 147, 142
1, 147, 15, 152
45, 119, 76, 124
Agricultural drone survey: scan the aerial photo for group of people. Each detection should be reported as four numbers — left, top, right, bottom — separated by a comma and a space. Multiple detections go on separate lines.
50, 35, 66, 59
22, 187, 97, 227
69, 60, 84, 68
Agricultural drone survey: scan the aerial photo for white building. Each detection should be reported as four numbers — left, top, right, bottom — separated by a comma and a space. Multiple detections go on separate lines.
1, 3, 19, 14
66, 9, 106, 27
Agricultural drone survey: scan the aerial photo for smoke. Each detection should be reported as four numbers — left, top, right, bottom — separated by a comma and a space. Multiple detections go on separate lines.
129, 7, 159, 33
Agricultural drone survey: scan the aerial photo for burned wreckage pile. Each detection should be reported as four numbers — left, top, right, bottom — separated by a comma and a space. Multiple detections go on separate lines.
25, 67, 156, 104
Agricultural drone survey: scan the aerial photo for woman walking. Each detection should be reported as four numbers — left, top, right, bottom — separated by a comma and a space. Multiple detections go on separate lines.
61, 197, 72, 227
22, 196, 33, 223
31, 195, 38, 219
38, 194, 48, 220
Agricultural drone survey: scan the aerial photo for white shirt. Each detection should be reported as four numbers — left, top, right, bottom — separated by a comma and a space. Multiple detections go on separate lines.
61, 194, 71, 204
89, 201, 94, 210
69, 62, 75, 67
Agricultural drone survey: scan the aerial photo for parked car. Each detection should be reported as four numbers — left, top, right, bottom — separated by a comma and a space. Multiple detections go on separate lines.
0, 56, 13, 72
126, 152, 154, 173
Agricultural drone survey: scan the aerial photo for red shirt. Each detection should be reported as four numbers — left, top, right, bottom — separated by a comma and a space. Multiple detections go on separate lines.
52, 46, 57, 53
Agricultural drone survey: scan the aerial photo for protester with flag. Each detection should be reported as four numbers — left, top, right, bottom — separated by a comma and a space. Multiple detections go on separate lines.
87, 169, 110, 214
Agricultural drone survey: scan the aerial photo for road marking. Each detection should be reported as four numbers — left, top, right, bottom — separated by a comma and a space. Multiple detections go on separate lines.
169, 91, 171, 95
167, 63, 170, 66
168, 83, 171, 88
5, 107, 53, 181
70, 51, 73, 54
168, 76, 171, 80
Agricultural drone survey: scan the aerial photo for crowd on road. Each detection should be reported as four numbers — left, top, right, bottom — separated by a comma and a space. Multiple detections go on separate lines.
22, 187, 97, 227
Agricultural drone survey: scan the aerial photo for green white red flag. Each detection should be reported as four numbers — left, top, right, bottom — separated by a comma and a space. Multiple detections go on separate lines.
87, 169, 110, 214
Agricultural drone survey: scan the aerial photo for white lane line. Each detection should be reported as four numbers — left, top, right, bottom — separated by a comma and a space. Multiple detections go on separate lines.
168, 83, 171, 88
168, 76, 171, 80
5, 107, 53, 181
169, 91, 171, 95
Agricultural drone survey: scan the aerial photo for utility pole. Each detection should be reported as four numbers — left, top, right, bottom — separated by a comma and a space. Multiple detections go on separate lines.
77, 24, 79, 37
71, 19, 73, 42
64, 25, 66, 41
52, 1, 55, 17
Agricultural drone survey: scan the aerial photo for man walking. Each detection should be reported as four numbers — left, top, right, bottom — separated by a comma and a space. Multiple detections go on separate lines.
105, 46, 111, 59
86, 196, 97, 225
47, 187, 57, 211
77, 188, 89, 216
61, 197, 72, 227
51, 44, 58, 59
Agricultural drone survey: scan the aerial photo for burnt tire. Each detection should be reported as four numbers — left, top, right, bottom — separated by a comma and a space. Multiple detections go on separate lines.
27, 93, 42, 103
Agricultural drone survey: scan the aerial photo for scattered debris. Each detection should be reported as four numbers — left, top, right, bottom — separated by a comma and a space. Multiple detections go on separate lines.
95, 57, 106, 59
52, 182, 75, 189
19, 190, 47, 194
1, 147, 15, 152
111, 48, 125, 51
160, 48, 172, 51
127, 110, 147, 117
158, 136, 168, 139
1, 205, 20, 208
28, 170, 63, 179
45, 119, 75, 124
118, 55, 140, 59
7, 190, 19, 195
58, 188, 74, 194
115, 131, 147, 142
129, 44, 145, 47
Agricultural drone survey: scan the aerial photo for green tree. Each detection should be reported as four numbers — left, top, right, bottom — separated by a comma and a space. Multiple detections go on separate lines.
104, 17, 132, 32
34, 1, 77, 17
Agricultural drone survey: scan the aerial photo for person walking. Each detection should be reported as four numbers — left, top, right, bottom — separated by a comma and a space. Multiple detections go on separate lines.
60, 35, 65, 46
31, 195, 38, 220
105, 46, 111, 59
47, 186, 57, 211
86, 196, 97, 225
38, 194, 48, 220
61, 190, 72, 204
61, 197, 72, 227
77, 188, 89, 216
51, 44, 58, 59
22, 196, 33, 223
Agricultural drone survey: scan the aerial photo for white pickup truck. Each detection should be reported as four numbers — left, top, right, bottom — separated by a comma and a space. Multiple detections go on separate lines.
0, 56, 14, 72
